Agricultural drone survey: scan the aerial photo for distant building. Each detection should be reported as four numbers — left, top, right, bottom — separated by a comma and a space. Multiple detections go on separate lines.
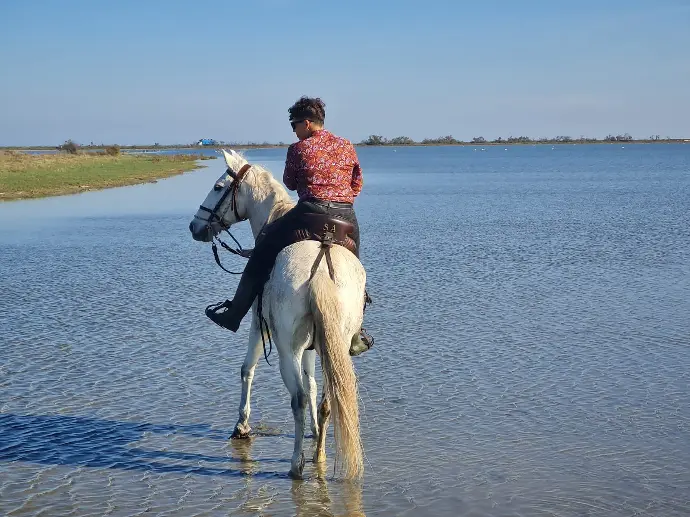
196, 138, 217, 146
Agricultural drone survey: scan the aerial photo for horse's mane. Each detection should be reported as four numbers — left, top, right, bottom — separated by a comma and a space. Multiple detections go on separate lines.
246, 163, 296, 223
223, 149, 296, 223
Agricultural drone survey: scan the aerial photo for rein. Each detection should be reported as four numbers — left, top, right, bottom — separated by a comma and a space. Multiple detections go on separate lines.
200, 161, 274, 364
211, 230, 245, 274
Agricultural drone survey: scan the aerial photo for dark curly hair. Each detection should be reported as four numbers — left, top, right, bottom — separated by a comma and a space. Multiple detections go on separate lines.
288, 96, 326, 125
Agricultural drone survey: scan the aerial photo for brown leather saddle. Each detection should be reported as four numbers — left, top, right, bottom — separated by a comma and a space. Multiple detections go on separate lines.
281, 213, 358, 282
291, 213, 357, 256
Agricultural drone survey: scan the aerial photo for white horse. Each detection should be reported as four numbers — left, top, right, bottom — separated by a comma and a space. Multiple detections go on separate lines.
189, 149, 365, 479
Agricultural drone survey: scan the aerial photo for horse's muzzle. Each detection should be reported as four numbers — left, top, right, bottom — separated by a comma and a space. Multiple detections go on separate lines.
189, 220, 213, 242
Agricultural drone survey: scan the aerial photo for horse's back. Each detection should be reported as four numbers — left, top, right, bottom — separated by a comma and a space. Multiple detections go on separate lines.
263, 241, 365, 337
274, 240, 364, 286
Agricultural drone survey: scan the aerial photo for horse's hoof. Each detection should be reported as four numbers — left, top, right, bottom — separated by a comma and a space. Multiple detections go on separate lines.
231, 425, 251, 439
288, 468, 304, 480
289, 453, 305, 479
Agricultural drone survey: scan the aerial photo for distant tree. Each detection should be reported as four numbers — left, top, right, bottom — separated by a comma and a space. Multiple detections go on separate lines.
439, 135, 459, 144
471, 136, 486, 143
361, 135, 387, 145
421, 135, 459, 145
420, 135, 456, 145
388, 136, 415, 145
507, 136, 532, 143
60, 139, 79, 154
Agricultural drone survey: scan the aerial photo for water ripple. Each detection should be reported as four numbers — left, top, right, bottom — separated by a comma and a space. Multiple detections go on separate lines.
1, 145, 689, 515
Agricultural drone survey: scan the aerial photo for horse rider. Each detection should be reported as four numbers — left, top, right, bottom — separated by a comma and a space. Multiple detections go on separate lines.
206, 96, 373, 356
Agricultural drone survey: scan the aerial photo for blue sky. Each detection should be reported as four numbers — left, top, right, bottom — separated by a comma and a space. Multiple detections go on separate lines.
1, 0, 688, 146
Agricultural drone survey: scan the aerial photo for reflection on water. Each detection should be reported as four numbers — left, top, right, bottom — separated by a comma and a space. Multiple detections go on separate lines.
1, 144, 689, 515
291, 462, 365, 517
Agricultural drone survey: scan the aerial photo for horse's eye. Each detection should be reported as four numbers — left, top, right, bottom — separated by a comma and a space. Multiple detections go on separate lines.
213, 182, 224, 191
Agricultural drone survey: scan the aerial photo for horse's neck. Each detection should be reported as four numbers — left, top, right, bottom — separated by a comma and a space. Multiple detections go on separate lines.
246, 190, 295, 239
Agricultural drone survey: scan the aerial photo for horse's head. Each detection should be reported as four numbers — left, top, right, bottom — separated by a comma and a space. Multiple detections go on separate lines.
189, 149, 252, 242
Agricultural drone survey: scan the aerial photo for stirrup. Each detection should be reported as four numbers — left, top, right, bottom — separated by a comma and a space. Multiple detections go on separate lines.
206, 299, 232, 313
360, 327, 374, 349
205, 299, 233, 327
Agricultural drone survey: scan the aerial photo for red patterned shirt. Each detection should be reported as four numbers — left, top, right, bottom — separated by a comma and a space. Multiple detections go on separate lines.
283, 129, 363, 204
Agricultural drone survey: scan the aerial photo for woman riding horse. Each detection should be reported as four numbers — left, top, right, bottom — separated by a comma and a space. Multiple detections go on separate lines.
206, 96, 373, 356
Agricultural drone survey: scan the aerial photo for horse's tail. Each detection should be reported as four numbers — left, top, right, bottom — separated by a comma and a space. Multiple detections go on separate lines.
309, 273, 363, 479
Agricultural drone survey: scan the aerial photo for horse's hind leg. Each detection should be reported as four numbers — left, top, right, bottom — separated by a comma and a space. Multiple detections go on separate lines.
314, 392, 330, 464
280, 354, 307, 479
231, 320, 263, 439
302, 349, 318, 439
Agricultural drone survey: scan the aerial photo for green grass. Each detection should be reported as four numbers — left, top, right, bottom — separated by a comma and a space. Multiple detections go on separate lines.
0, 151, 214, 201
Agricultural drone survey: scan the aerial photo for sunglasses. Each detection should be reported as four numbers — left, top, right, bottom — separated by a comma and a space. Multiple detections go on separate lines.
290, 119, 307, 131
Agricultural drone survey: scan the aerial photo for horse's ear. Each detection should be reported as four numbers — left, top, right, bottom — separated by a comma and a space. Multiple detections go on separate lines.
221, 149, 235, 169
220, 149, 237, 179
221, 149, 247, 176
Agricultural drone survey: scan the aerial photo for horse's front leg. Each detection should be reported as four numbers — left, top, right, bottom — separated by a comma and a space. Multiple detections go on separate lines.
280, 353, 307, 479
231, 318, 263, 439
302, 349, 318, 439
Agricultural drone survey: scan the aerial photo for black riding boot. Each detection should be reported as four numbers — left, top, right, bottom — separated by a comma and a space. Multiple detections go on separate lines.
205, 272, 262, 332
205, 212, 288, 332
350, 328, 374, 356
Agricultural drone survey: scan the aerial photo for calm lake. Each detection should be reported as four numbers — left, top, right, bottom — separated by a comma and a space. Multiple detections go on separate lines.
1, 144, 689, 516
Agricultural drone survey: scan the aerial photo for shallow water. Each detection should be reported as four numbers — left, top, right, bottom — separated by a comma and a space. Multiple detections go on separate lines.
1, 144, 689, 516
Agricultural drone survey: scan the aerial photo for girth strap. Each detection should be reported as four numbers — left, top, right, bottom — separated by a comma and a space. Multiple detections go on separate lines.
310, 231, 336, 282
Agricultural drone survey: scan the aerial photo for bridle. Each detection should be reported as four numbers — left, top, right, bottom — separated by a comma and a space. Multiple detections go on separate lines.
197, 163, 251, 226
196, 163, 252, 274
197, 161, 276, 364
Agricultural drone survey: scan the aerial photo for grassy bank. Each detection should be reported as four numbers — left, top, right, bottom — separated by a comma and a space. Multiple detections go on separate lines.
0, 151, 214, 201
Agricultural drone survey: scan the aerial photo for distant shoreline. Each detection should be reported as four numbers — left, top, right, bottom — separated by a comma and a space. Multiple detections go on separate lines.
2, 139, 689, 152
353, 140, 690, 147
